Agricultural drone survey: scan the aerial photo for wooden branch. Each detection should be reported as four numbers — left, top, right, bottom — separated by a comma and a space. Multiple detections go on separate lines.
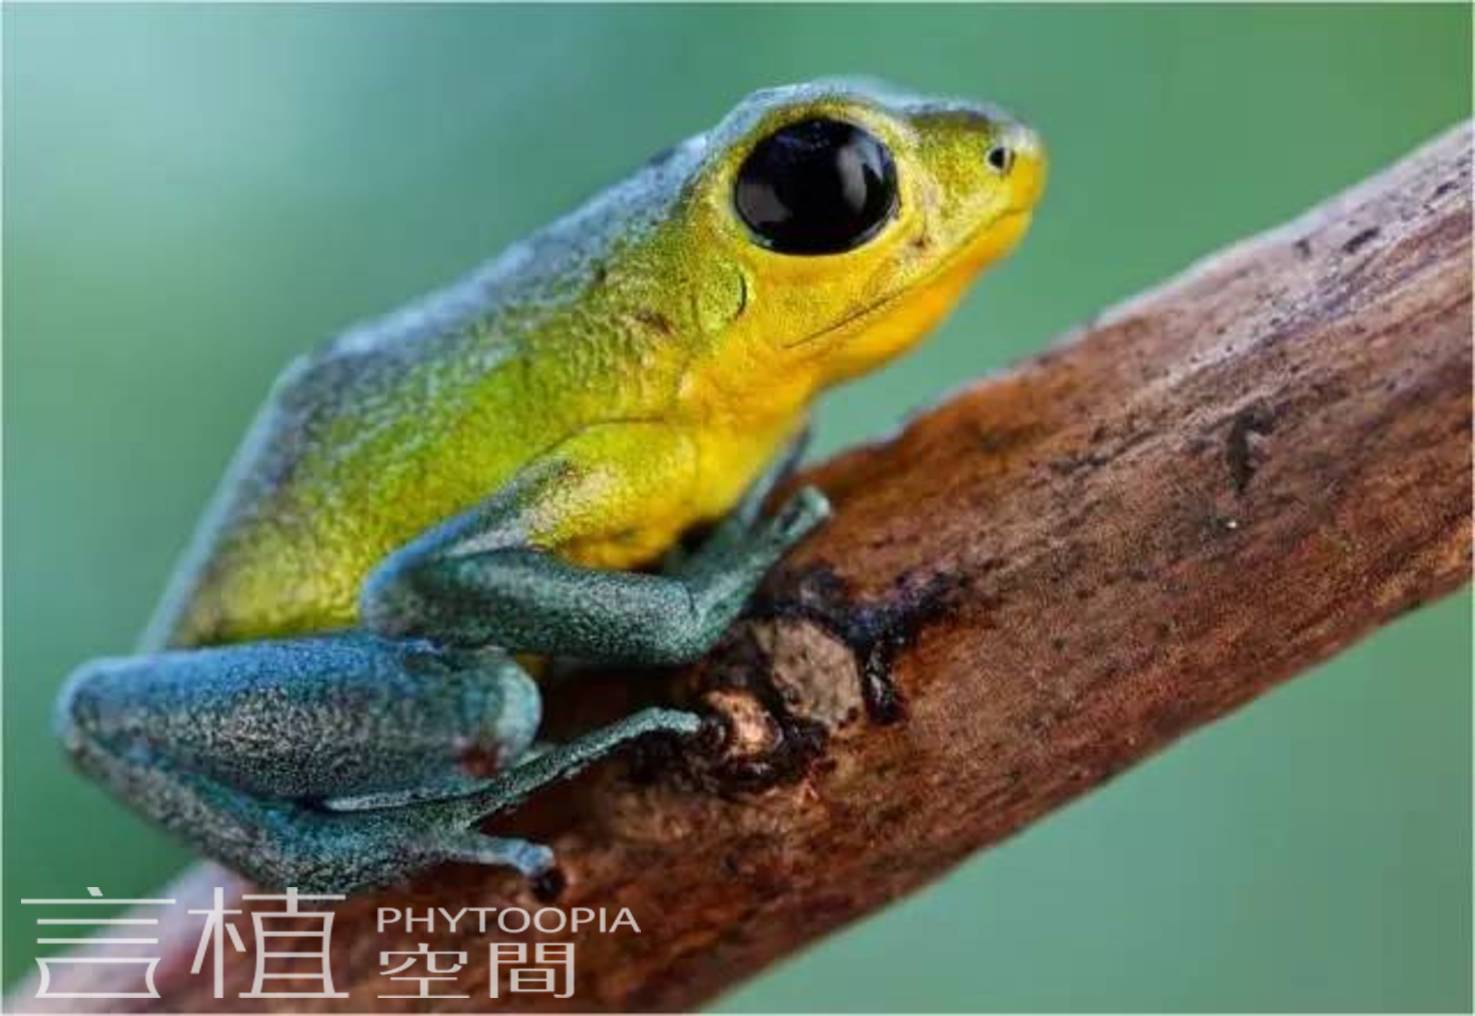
20, 122, 1471, 1014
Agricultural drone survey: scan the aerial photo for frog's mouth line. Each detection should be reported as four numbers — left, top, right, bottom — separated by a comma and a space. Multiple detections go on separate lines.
783, 207, 1027, 350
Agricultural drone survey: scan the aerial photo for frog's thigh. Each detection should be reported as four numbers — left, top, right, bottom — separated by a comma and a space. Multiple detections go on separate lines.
56, 632, 541, 804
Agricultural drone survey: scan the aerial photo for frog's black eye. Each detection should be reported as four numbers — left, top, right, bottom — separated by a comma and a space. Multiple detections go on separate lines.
734, 118, 898, 255
986, 144, 1014, 174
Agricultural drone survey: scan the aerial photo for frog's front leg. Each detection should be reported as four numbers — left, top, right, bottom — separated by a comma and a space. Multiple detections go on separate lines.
56, 632, 696, 892
361, 422, 830, 662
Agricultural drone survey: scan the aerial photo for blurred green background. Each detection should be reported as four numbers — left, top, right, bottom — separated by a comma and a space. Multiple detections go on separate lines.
4, 4, 1470, 1011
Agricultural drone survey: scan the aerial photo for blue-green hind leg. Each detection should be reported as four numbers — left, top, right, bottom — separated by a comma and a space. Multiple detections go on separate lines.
55, 633, 696, 891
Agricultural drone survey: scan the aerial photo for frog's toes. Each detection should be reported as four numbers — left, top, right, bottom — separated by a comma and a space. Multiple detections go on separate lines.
769, 485, 832, 546
434, 832, 555, 878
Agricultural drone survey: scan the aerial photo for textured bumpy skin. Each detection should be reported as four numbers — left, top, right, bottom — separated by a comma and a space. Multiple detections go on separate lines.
56, 79, 1046, 893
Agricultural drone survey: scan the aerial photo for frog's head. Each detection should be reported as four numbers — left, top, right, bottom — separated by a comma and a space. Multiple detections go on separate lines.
680, 79, 1046, 394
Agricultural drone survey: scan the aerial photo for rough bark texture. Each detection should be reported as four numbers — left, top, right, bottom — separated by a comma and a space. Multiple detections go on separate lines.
18, 123, 1472, 1014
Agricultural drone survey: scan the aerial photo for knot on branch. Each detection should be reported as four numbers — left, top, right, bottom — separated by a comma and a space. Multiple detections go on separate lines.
677, 561, 966, 796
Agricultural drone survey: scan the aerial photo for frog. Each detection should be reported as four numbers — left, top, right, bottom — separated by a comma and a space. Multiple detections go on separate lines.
55, 79, 1046, 894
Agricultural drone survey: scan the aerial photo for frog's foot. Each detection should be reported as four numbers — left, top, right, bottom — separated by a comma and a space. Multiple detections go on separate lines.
272, 707, 701, 889
362, 706, 701, 881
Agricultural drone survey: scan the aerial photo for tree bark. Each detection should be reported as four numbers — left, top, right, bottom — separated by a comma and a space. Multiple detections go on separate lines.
18, 122, 1472, 1014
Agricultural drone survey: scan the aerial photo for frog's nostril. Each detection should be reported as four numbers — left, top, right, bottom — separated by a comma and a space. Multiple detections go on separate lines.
1009, 123, 1044, 161
984, 115, 1045, 175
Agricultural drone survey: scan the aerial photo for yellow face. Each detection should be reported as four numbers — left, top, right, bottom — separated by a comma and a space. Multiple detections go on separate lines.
679, 80, 1047, 394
